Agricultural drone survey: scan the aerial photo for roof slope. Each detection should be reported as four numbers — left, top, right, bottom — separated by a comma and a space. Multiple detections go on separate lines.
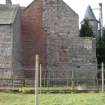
84, 5, 97, 21
0, 4, 19, 24
62, 0, 78, 17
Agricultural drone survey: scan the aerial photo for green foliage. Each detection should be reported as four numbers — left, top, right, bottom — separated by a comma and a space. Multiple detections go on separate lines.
96, 27, 105, 68
80, 19, 94, 37
40, 94, 105, 105
0, 93, 105, 105
0, 92, 34, 105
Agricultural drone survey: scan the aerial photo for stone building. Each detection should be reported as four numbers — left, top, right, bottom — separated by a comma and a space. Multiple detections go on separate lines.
0, 1, 23, 86
42, 0, 97, 85
0, 0, 97, 86
21, 0, 47, 81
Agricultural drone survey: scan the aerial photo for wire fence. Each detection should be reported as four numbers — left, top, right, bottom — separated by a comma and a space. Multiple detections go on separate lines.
0, 67, 104, 92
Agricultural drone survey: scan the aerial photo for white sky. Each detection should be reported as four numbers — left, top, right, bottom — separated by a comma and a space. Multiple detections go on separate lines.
0, 0, 105, 26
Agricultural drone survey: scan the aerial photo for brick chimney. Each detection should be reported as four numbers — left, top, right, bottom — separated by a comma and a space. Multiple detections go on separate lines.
6, 0, 12, 5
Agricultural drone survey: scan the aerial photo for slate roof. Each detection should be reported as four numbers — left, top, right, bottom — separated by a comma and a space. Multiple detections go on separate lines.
0, 4, 19, 24
84, 5, 97, 21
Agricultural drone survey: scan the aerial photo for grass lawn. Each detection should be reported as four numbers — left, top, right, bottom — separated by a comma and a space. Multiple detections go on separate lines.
0, 92, 105, 105
0, 92, 34, 105
40, 93, 105, 105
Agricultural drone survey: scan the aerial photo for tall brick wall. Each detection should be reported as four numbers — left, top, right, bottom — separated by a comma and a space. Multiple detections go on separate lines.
21, 0, 47, 78
0, 5, 23, 86
0, 25, 12, 69
12, 6, 23, 79
42, 0, 97, 85
0, 25, 13, 79
21, 0, 97, 86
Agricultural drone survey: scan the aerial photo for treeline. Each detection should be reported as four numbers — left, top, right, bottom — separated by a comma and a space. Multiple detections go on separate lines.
80, 19, 105, 68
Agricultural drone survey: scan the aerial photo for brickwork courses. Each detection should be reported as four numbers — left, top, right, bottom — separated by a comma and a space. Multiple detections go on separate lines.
0, 0, 98, 87
42, 0, 97, 86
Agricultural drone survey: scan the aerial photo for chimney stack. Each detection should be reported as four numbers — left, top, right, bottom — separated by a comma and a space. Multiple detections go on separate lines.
6, 0, 12, 5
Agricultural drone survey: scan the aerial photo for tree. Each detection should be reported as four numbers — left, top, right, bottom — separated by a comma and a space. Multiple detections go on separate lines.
80, 19, 94, 37
96, 27, 105, 68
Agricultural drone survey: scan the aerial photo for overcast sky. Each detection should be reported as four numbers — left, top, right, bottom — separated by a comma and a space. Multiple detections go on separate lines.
0, 0, 105, 26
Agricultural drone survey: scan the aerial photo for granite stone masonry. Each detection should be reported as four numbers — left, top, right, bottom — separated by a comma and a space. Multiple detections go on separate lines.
0, 4, 23, 86
42, 0, 97, 85
0, 0, 98, 87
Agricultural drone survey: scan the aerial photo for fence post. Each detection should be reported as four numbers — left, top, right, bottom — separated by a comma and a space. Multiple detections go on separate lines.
12, 69, 14, 89
40, 64, 42, 94
71, 70, 74, 90
102, 62, 104, 93
66, 71, 69, 87
35, 54, 39, 105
